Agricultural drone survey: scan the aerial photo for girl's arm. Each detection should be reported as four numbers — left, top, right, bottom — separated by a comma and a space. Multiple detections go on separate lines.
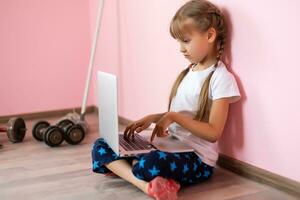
149, 112, 168, 123
170, 98, 230, 143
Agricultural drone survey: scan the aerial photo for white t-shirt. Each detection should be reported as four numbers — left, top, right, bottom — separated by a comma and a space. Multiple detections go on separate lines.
168, 61, 241, 167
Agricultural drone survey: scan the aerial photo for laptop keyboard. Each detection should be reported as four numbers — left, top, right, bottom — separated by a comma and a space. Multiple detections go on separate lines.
119, 134, 153, 151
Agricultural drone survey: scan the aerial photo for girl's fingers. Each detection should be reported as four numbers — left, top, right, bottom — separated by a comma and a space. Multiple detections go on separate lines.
136, 124, 148, 133
124, 123, 135, 138
136, 127, 142, 133
161, 130, 169, 137
124, 121, 149, 140
128, 123, 140, 140
128, 127, 134, 139
124, 124, 133, 138
156, 127, 167, 137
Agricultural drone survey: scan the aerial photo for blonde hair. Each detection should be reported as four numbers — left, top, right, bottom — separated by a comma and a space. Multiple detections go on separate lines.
168, 0, 227, 122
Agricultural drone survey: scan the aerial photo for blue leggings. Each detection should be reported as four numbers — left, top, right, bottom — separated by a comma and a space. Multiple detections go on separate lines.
91, 138, 214, 186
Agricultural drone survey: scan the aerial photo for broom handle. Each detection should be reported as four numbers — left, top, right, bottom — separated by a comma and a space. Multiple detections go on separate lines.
80, 0, 105, 120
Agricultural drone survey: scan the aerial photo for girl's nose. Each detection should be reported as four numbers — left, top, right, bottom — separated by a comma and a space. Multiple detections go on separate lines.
180, 47, 186, 53
178, 41, 187, 53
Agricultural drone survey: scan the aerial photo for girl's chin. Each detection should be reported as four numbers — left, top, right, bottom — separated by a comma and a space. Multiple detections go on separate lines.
185, 57, 193, 61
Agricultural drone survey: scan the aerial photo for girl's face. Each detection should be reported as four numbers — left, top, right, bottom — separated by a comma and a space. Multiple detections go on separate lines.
176, 20, 216, 64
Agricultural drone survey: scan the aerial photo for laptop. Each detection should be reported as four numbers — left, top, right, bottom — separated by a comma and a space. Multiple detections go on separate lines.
97, 70, 194, 157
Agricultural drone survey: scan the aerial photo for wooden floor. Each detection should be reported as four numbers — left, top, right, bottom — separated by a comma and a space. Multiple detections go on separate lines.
0, 113, 298, 200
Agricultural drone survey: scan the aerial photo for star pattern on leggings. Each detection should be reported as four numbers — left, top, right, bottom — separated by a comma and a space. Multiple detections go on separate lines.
157, 151, 167, 160
139, 158, 146, 168
98, 147, 107, 156
196, 172, 202, 178
182, 164, 189, 174
92, 142, 212, 183
174, 153, 181, 159
148, 166, 160, 177
93, 161, 99, 170
193, 162, 198, 171
170, 161, 177, 172
204, 170, 210, 178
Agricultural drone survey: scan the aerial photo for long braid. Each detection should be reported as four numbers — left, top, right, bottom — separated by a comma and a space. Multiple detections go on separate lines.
194, 35, 226, 121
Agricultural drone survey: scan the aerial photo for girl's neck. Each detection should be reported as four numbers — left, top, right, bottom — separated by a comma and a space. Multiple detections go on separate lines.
193, 45, 220, 71
193, 55, 217, 71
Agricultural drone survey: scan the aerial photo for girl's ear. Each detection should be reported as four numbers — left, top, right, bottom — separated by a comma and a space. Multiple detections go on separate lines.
207, 27, 217, 43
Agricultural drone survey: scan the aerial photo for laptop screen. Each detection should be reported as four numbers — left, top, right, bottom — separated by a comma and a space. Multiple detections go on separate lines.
97, 71, 120, 155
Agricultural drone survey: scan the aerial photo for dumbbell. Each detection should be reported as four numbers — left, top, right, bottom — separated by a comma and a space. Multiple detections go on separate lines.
0, 117, 27, 143
32, 119, 85, 147
56, 119, 85, 145
57, 112, 87, 145
32, 121, 63, 147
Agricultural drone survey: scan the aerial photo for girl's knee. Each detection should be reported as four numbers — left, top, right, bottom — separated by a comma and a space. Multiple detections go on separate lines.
131, 150, 169, 181
93, 138, 108, 147
132, 161, 153, 181
91, 138, 120, 174
92, 138, 108, 152
91, 138, 114, 162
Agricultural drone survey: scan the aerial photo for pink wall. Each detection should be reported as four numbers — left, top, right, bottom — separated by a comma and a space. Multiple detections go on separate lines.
91, 0, 300, 182
212, 0, 300, 183
0, 0, 92, 116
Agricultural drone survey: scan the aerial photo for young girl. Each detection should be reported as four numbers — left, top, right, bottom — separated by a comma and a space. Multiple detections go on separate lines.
91, 0, 241, 199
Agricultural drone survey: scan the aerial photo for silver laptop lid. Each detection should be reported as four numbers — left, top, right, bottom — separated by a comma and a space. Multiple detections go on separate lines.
97, 71, 119, 155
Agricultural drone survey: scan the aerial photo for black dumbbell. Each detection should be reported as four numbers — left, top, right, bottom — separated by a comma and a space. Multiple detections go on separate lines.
32, 119, 85, 147
57, 119, 85, 145
32, 121, 64, 147
0, 117, 27, 143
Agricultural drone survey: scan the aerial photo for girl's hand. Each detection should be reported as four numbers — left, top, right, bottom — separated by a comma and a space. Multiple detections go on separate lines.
150, 112, 175, 142
123, 115, 155, 140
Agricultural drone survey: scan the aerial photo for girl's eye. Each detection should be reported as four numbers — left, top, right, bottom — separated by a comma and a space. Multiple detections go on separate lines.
183, 39, 190, 43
